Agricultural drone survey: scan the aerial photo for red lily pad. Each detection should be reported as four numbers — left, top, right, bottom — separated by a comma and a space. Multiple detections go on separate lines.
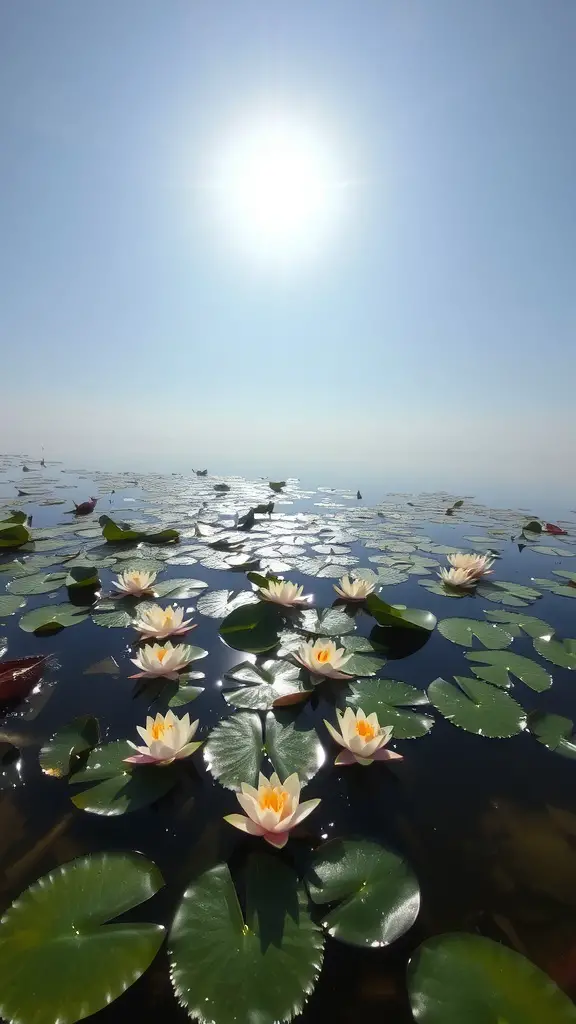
545, 523, 568, 535
0, 655, 48, 702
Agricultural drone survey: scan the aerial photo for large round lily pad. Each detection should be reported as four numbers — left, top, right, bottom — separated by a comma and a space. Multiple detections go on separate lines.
438, 617, 514, 649
203, 712, 263, 790
219, 602, 282, 653
407, 932, 576, 1023
347, 678, 434, 738
306, 838, 420, 947
0, 852, 165, 1024
19, 602, 90, 634
169, 854, 324, 1024
465, 650, 552, 692
428, 676, 526, 737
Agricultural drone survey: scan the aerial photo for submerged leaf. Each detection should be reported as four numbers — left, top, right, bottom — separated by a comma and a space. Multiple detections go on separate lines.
39, 715, 100, 778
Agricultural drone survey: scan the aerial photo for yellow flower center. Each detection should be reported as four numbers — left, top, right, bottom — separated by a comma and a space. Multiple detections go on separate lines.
258, 786, 288, 813
157, 649, 168, 662
316, 649, 331, 664
150, 721, 174, 740
163, 610, 174, 623
356, 719, 376, 740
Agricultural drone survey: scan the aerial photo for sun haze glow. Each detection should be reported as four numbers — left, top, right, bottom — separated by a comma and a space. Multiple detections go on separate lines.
207, 111, 347, 267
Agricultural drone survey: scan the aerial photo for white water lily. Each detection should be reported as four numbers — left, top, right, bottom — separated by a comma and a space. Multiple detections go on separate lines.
124, 710, 201, 765
224, 771, 320, 849
438, 566, 476, 588
258, 579, 311, 607
294, 638, 353, 679
324, 707, 404, 766
132, 603, 195, 640
113, 569, 157, 597
333, 575, 375, 601
447, 552, 495, 579
129, 642, 196, 679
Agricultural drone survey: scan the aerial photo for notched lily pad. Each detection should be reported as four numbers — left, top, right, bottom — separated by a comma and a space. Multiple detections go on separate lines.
69, 740, 178, 815
347, 678, 434, 738
428, 675, 526, 737
438, 617, 514, 649
465, 650, 552, 692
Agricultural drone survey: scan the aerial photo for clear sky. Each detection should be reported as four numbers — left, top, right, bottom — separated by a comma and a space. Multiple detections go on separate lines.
1, 0, 574, 497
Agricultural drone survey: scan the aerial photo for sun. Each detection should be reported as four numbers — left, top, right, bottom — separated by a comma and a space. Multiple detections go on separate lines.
207, 111, 346, 266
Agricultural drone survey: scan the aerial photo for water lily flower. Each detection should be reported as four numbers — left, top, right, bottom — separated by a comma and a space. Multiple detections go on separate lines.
438, 566, 477, 589
324, 707, 404, 765
258, 579, 311, 607
113, 568, 157, 597
124, 710, 201, 765
129, 641, 196, 679
224, 771, 320, 848
132, 603, 194, 640
294, 638, 353, 679
333, 574, 375, 601
446, 552, 495, 579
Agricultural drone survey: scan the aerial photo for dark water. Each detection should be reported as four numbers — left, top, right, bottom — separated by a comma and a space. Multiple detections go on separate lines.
1, 462, 576, 1023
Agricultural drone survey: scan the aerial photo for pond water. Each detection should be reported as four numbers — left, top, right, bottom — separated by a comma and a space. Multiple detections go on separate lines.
1, 457, 576, 1024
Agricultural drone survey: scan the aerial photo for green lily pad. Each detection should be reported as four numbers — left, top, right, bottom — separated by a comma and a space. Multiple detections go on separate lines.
99, 515, 179, 544
0, 521, 31, 549
90, 598, 154, 628
83, 656, 120, 676
168, 684, 205, 707
532, 544, 575, 556
306, 838, 420, 947
39, 715, 100, 778
153, 577, 208, 598
69, 740, 178, 815
169, 855, 323, 1024
466, 650, 552, 692
224, 659, 312, 710
553, 570, 576, 583
530, 578, 576, 598
407, 932, 576, 1023
264, 710, 325, 783
298, 607, 356, 636
366, 594, 436, 631
428, 676, 526, 737
528, 711, 576, 759
483, 610, 554, 639
0, 852, 165, 1024
438, 617, 514, 649
533, 636, 576, 670
0, 594, 26, 617
220, 602, 282, 653
196, 588, 258, 618
7, 571, 67, 596
418, 578, 468, 599
347, 678, 434, 738
65, 566, 100, 589
475, 581, 540, 608
204, 712, 263, 790
19, 602, 90, 634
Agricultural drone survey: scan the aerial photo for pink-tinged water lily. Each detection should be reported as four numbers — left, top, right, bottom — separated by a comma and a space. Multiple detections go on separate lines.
124, 710, 201, 765
333, 575, 375, 601
129, 641, 196, 679
224, 771, 320, 848
324, 707, 404, 765
113, 568, 157, 597
438, 566, 476, 589
132, 603, 195, 640
258, 579, 311, 607
446, 552, 495, 579
294, 638, 353, 679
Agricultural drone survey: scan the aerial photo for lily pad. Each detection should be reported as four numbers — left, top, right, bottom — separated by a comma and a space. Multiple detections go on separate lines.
69, 740, 178, 815
204, 713, 263, 790
65, 566, 100, 589
224, 659, 312, 710
169, 855, 323, 1024
0, 852, 165, 1024
83, 656, 120, 676
90, 598, 154, 628
466, 650, 552, 692
298, 607, 356, 636
7, 571, 67, 596
347, 678, 434, 738
265, 710, 325, 783
196, 588, 257, 619
476, 580, 542, 607
339, 652, 386, 677
366, 594, 437, 631
0, 594, 26, 617
533, 636, 576, 670
483, 610, 554, 639
407, 932, 576, 1023
532, 544, 575, 556
528, 711, 576, 759
428, 676, 526, 737
153, 577, 208, 598
306, 838, 420, 948
220, 602, 282, 653
168, 684, 205, 707
530, 578, 576, 599
99, 515, 179, 544
438, 617, 514, 649
19, 602, 90, 634
418, 578, 468, 599
39, 715, 100, 777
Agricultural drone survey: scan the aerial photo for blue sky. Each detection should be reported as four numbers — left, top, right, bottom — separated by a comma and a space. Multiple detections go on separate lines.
1, 0, 574, 496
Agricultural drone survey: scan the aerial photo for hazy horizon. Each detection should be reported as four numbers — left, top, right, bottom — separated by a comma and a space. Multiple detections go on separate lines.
1, 1, 574, 501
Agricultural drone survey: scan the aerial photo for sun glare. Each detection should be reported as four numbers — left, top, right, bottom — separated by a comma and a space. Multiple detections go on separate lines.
207, 111, 346, 266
